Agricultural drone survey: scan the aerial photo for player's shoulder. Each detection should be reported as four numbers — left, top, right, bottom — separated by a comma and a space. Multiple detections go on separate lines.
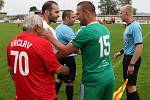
131, 20, 140, 26
28, 36, 51, 51
78, 26, 86, 32
7, 32, 25, 47
55, 24, 64, 30
130, 21, 141, 30
75, 26, 85, 36
33, 35, 49, 44
86, 22, 110, 35
20, 32, 50, 45
42, 20, 52, 30
57, 24, 71, 30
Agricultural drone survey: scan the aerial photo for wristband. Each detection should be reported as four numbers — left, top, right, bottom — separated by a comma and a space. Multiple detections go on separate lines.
120, 49, 124, 54
129, 63, 135, 67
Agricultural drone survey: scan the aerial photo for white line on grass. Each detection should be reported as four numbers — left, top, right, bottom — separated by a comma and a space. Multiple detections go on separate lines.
143, 32, 150, 40
113, 57, 123, 68
113, 31, 150, 68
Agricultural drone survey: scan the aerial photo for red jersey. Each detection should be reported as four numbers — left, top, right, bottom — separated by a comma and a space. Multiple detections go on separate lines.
7, 32, 60, 100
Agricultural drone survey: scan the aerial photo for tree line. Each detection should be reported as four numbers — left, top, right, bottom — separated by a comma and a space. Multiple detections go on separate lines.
98, 0, 136, 15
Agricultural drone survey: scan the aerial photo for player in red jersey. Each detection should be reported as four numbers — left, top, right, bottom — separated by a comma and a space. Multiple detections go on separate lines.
7, 14, 69, 100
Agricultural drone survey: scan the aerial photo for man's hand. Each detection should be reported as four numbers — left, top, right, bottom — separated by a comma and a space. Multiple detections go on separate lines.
61, 64, 69, 75
8, 67, 14, 80
114, 51, 121, 58
40, 29, 54, 40
56, 64, 69, 75
127, 65, 134, 76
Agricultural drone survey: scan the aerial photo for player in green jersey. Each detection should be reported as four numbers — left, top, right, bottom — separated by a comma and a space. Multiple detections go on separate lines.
43, 1, 115, 100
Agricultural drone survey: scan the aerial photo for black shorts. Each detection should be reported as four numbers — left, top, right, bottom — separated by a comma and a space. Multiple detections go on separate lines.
57, 56, 76, 83
123, 55, 141, 85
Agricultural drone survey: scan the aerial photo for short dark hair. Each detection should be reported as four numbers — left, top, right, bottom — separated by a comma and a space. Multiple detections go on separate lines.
77, 1, 96, 15
42, 1, 58, 15
62, 10, 74, 20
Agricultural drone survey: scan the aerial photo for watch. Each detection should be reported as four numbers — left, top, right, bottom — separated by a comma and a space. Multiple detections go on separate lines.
129, 63, 135, 67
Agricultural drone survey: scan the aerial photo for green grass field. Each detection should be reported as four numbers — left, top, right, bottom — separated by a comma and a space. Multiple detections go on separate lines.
0, 23, 150, 100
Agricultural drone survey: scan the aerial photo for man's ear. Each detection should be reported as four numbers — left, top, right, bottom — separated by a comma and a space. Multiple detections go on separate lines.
45, 10, 49, 15
35, 25, 39, 34
125, 11, 129, 16
66, 16, 70, 21
85, 10, 90, 16
35, 25, 43, 35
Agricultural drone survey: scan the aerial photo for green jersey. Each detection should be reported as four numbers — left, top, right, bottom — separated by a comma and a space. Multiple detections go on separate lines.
72, 22, 115, 85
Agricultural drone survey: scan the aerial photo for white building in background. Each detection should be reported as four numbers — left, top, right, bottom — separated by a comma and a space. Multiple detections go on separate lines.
29, 10, 42, 15
0, 12, 7, 20
97, 15, 150, 24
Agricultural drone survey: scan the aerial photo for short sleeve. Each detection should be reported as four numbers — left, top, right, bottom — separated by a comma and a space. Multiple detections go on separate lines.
132, 24, 143, 44
71, 28, 89, 48
38, 41, 60, 72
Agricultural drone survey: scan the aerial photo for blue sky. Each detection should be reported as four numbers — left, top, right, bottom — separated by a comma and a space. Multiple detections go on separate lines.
2, 0, 150, 15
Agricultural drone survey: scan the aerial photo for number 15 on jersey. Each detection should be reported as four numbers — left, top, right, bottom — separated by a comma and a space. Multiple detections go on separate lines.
99, 35, 110, 57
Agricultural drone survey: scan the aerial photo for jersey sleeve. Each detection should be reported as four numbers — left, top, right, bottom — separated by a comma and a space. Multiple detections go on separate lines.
71, 28, 89, 48
132, 24, 143, 44
38, 40, 61, 73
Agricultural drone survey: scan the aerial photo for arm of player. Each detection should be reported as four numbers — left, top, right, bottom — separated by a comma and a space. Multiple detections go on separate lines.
56, 64, 69, 75
42, 30, 66, 51
49, 35, 66, 51
114, 49, 124, 58
43, 31, 79, 58
129, 44, 143, 65
56, 42, 79, 58
127, 44, 143, 75
8, 66, 14, 81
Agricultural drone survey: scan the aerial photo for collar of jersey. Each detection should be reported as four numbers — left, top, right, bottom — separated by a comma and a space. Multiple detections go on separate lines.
87, 21, 99, 26
127, 20, 135, 26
